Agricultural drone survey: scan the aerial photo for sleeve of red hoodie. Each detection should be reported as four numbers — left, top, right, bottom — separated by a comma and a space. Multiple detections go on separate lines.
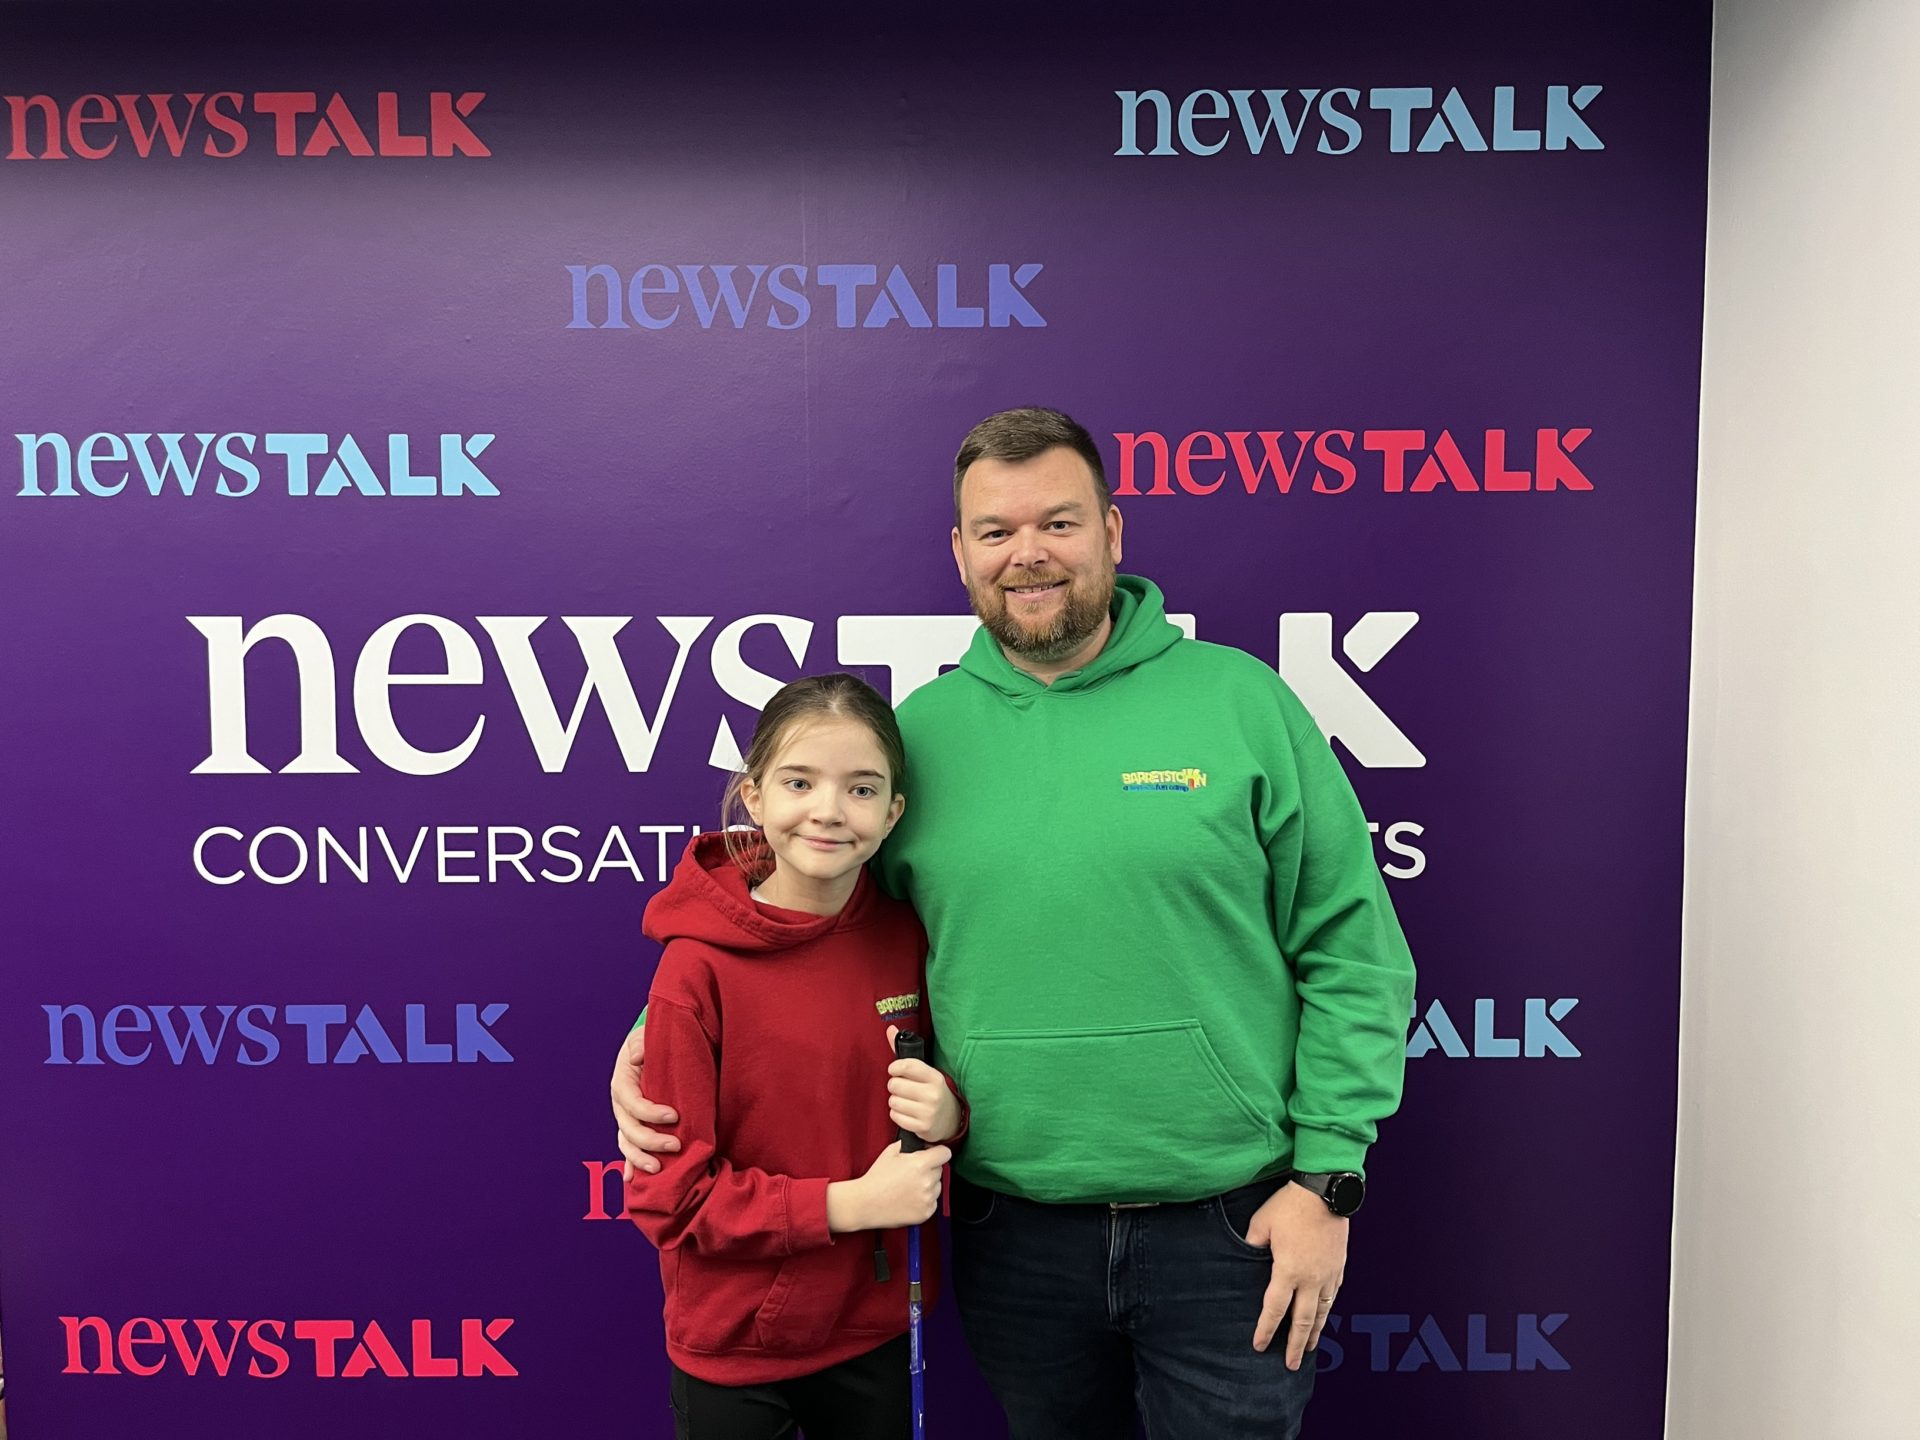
624, 994, 835, 1261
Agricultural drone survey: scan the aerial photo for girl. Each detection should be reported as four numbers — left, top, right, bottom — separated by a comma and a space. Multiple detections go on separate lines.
626, 673, 966, 1440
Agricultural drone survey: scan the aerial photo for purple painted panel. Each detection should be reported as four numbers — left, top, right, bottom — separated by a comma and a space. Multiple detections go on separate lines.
0, 2, 1708, 1435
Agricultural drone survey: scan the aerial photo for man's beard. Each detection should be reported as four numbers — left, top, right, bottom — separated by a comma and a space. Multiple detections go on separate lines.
968, 562, 1116, 665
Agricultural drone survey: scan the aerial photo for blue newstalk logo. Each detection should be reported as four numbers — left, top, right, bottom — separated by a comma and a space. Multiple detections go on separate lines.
42, 1003, 512, 1065
1116, 85, 1602, 156
565, 262, 1045, 330
1407, 997, 1580, 1059
1316, 1312, 1570, 1373
14, 432, 497, 499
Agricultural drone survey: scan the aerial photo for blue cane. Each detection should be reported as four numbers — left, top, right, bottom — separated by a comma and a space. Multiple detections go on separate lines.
894, 1029, 928, 1440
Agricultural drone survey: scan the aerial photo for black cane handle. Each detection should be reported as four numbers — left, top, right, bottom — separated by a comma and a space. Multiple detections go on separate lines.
893, 1029, 927, 1153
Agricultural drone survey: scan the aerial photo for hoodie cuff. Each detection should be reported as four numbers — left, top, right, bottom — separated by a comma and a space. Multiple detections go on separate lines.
1290, 1127, 1369, 1179
785, 1176, 834, 1253
942, 1072, 970, 1145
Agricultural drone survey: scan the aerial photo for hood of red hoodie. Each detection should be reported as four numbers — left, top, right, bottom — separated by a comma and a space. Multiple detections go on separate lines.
643, 831, 879, 954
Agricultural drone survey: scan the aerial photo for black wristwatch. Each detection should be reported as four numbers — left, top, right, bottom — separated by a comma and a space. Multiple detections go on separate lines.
1290, 1171, 1365, 1218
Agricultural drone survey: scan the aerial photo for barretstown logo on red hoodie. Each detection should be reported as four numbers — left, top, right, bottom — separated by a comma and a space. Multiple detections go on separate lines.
59, 1315, 517, 1378
2, 91, 489, 160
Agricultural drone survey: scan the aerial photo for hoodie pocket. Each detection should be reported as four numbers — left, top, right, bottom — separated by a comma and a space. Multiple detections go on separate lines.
753, 1246, 845, 1354
665, 1249, 781, 1356
956, 1020, 1275, 1199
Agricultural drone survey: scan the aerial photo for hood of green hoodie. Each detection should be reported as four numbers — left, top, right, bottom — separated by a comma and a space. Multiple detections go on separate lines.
956, 573, 1182, 697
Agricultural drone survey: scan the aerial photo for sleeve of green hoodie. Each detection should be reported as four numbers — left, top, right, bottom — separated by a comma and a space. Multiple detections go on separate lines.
1266, 704, 1417, 1176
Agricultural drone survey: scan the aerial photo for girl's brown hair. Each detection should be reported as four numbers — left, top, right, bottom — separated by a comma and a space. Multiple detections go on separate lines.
720, 672, 908, 878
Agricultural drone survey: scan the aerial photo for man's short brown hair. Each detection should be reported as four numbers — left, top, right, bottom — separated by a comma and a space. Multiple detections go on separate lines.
952, 407, 1111, 525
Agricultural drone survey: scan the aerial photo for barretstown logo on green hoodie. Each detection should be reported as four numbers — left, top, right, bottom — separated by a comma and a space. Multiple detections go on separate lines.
1120, 768, 1208, 792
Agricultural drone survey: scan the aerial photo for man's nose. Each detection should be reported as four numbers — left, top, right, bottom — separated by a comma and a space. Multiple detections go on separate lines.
1009, 528, 1050, 567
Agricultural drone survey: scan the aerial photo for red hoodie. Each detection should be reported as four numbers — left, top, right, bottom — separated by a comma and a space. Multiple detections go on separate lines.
626, 832, 964, 1386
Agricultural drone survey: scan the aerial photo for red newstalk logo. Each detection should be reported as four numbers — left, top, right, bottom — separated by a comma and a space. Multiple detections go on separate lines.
3, 92, 489, 159
1111, 428, 1595, 496
58, 1316, 517, 1377
584, 1159, 627, 1220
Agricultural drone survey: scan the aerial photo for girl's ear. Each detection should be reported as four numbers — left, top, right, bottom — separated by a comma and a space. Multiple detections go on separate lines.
739, 776, 764, 826
886, 791, 906, 829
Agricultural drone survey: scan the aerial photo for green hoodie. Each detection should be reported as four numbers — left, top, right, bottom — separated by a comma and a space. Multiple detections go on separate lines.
876, 574, 1414, 1204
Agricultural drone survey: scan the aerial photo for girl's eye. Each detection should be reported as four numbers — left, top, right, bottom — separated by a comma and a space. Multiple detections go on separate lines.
852, 786, 877, 799
783, 778, 809, 792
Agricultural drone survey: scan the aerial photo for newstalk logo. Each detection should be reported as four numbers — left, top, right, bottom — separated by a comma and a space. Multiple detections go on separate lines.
185, 607, 1423, 776
583, 1160, 626, 1220
1408, 997, 1581, 1059
42, 1002, 512, 1065
3, 91, 488, 160
1115, 85, 1601, 156
566, 262, 1046, 331
60, 1316, 515, 1377
1112, 428, 1594, 496
14, 432, 498, 499
1314, 1312, 1570, 1373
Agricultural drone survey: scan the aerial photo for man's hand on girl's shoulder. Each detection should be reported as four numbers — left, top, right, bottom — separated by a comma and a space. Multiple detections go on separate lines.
611, 1021, 682, 1178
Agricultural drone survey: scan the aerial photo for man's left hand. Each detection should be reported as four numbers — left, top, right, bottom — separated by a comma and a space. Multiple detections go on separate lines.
1245, 1180, 1348, 1369
884, 1024, 963, 1143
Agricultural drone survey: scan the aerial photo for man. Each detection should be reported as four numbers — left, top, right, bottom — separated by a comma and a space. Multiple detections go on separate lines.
615, 407, 1414, 1437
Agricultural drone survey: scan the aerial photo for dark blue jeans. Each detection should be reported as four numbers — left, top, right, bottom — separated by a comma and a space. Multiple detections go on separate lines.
950, 1176, 1315, 1440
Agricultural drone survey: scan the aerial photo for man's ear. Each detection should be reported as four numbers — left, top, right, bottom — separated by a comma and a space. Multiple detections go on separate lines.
951, 526, 968, 588
1106, 503, 1124, 566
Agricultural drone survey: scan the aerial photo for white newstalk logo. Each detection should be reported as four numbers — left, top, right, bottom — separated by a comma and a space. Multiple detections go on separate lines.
1278, 613, 1424, 768
187, 610, 1423, 775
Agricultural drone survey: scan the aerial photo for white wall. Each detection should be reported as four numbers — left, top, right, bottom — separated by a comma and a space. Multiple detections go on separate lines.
1670, 1, 1920, 1435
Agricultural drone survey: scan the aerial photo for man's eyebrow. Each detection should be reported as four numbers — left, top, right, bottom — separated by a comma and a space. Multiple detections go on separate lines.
970, 502, 1085, 529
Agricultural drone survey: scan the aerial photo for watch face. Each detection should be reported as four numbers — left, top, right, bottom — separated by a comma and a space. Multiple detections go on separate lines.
1328, 1174, 1366, 1217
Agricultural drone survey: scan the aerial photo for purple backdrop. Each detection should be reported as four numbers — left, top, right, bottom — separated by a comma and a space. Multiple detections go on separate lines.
0, 2, 1709, 1434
